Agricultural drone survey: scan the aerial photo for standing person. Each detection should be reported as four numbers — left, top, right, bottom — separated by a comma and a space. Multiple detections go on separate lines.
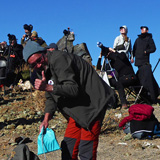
133, 26, 159, 103
21, 24, 33, 47
23, 40, 116, 160
5, 34, 23, 88
113, 25, 134, 62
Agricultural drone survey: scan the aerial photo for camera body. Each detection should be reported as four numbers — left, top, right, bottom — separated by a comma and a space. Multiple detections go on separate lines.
63, 29, 70, 36
23, 24, 33, 39
23, 24, 33, 32
63, 27, 71, 37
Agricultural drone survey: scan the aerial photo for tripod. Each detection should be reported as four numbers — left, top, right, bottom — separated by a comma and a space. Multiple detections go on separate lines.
101, 56, 118, 82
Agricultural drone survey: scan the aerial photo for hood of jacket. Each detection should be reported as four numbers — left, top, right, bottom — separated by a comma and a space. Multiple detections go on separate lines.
138, 33, 152, 39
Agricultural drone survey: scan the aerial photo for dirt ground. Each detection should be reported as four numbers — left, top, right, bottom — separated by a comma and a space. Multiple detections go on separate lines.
0, 89, 160, 160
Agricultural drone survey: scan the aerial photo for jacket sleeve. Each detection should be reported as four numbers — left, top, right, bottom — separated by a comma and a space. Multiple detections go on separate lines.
113, 36, 119, 49
50, 54, 79, 98
133, 40, 137, 58
146, 38, 156, 54
45, 92, 57, 115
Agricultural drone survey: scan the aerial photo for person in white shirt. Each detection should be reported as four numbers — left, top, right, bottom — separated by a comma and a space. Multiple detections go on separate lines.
113, 25, 134, 63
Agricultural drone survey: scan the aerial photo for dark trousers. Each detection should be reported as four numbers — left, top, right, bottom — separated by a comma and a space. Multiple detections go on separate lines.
137, 64, 159, 103
110, 78, 127, 105
61, 117, 101, 160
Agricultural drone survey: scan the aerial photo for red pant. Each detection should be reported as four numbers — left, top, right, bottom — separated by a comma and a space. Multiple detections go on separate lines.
61, 117, 101, 160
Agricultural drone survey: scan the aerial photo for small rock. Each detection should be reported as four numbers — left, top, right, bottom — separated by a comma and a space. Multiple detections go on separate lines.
16, 125, 24, 130
6, 124, 16, 129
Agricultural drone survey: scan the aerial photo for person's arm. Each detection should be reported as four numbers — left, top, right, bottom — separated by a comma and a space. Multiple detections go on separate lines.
39, 91, 57, 132
21, 34, 26, 45
39, 113, 52, 132
35, 71, 54, 92
145, 38, 156, 54
128, 39, 134, 63
113, 36, 119, 50
35, 54, 79, 97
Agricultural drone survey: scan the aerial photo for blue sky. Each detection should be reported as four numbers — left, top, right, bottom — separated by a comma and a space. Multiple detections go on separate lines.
0, 0, 160, 86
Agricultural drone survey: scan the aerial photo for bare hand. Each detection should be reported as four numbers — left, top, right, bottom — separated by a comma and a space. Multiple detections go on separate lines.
39, 120, 49, 133
22, 34, 26, 40
39, 113, 51, 133
109, 48, 116, 52
131, 59, 134, 63
34, 71, 47, 91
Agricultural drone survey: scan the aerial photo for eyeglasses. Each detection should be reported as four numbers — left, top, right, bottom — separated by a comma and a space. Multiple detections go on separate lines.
29, 55, 44, 68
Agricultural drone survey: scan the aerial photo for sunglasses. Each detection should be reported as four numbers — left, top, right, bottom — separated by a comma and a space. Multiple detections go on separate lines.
29, 55, 44, 68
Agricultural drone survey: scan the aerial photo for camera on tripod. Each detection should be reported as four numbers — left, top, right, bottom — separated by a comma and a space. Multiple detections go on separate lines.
63, 27, 70, 36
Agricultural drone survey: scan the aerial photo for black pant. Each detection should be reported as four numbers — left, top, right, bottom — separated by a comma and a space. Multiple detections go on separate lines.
137, 64, 159, 103
109, 78, 127, 105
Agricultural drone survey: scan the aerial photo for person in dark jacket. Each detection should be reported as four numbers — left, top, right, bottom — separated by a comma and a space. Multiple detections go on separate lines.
97, 43, 137, 109
23, 40, 116, 160
133, 26, 159, 103
4, 34, 23, 88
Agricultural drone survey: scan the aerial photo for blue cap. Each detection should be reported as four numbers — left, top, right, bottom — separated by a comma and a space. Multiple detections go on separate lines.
46, 43, 58, 50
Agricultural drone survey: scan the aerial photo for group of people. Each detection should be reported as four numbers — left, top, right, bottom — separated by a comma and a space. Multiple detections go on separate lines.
0, 24, 159, 159
97, 25, 159, 108
0, 24, 47, 88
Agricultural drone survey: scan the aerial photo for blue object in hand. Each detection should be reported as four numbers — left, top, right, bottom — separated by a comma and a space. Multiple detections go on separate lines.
37, 127, 60, 155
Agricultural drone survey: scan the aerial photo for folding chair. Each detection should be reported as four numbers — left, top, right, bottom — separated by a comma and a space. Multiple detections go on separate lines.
125, 85, 150, 104
0, 58, 7, 95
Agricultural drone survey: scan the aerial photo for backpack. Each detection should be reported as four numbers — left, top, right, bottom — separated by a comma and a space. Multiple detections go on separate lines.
10, 144, 39, 160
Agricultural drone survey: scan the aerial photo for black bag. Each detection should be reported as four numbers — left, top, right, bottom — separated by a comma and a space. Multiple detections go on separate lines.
115, 42, 125, 51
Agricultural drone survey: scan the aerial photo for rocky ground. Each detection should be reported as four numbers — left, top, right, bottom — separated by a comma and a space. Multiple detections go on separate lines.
0, 88, 160, 160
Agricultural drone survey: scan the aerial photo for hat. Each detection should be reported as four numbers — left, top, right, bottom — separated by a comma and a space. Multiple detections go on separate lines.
8, 34, 16, 41
46, 43, 58, 50
140, 26, 149, 30
120, 25, 128, 33
31, 31, 38, 37
23, 40, 46, 62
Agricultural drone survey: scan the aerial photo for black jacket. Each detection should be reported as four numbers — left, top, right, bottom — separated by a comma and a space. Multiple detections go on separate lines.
108, 52, 135, 78
44, 50, 115, 129
6, 44, 23, 71
133, 33, 156, 66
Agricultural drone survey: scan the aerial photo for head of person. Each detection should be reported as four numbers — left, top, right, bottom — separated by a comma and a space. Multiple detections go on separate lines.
7, 34, 17, 46
140, 26, 149, 34
120, 25, 128, 35
46, 43, 58, 52
23, 40, 47, 70
31, 31, 38, 40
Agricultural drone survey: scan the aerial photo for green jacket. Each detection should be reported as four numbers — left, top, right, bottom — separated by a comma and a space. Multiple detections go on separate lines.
45, 50, 115, 129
